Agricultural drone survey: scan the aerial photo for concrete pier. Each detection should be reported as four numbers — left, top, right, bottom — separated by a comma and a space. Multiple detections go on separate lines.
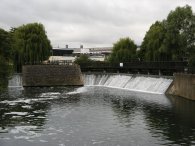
22, 65, 83, 87
166, 73, 195, 100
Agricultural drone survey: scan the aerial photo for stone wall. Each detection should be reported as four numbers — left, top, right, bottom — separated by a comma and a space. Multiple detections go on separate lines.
166, 73, 195, 100
22, 65, 83, 87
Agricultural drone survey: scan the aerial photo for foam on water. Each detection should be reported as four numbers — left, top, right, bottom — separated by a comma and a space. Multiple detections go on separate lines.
5, 112, 28, 116
0, 93, 62, 105
66, 87, 88, 95
10, 126, 42, 140
83, 74, 173, 94
39, 92, 61, 98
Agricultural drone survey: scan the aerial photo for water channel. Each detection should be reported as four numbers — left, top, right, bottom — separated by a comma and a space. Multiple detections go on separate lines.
0, 75, 195, 146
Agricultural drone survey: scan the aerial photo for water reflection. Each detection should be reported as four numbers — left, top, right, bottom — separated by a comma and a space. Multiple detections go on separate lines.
0, 87, 72, 133
0, 86, 195, 146
111, 98, 137, 127
0, 71, 8, 94
0, 77, 8, 92
0, 63, 14, 92
142, 95, 195, 145
0, 91, 48, 133
108, 89, 195, 146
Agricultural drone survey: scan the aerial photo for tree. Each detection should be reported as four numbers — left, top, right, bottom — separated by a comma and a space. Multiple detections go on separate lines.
0, 28, 11, 60
164, 5, 195, 61
109, 37, 137, 63
140, 21, 169, 61
0, 28, 11, 91
74, 54, 93, 64
12, 23, 52, 71
140, 5, 195, 62
0, 55, 9, 91
140, 21, 172, 61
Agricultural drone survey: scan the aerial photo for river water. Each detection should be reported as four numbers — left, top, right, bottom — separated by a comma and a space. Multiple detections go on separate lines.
0, 76, 195, 146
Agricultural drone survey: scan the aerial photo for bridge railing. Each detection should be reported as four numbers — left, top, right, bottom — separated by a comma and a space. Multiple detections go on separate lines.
25, 60, 74, 66
79, 61, 190, 74
79, 61, 188, 69
24, 61, 194, 74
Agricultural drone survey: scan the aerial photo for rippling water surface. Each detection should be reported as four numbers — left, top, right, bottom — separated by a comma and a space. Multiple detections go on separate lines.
0, 86, 195, 146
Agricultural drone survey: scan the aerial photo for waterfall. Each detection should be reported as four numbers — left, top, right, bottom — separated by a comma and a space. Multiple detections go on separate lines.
8, 74, 23, 87
7, 73, 172, 94
83, 74, 173, 94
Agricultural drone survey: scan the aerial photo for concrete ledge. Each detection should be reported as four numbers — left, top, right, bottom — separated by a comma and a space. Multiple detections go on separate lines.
166, 73, 195, 100
22, 65, 83, 87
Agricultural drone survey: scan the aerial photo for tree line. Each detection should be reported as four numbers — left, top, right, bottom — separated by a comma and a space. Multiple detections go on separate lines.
0, 5, 195, 88
108, 5, 195, 67
0, 23, 52, 71
0, 23, 51, 90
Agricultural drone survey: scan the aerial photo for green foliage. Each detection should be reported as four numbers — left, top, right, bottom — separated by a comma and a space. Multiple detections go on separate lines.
165, 5, 195, 61
11, 23, 52, 70
0, 56, 9, 91
140, 21, 169, 61
0, 28, 11, 60
189, 55, 195, 67
74, 54, 93, 64
109, 37, 137, 63
0, 28, 11, 91
0, 23, 52, 89
140, 5, 195, 62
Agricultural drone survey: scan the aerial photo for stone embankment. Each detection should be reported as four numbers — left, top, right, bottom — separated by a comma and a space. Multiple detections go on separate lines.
22, 65, 194, 100
22, 65, 83, 87
166, 73, 195, 100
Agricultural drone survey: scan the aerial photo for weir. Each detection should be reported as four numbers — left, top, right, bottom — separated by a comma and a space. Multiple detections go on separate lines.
83, 73, 173, 94
9, 73, 173, 94
8, 73, 194, 100
8, 74, 23, 87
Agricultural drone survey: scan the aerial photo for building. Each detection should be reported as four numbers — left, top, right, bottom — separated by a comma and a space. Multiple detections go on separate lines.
73, 47, 112, 56
50, 45, 113, 62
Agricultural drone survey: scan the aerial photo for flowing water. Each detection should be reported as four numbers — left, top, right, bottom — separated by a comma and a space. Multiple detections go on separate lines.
0, 74, 195, 146
83, 74, 172, 94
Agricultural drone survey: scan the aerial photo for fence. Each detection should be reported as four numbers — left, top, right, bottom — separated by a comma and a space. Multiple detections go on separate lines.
79, 61, 192, 75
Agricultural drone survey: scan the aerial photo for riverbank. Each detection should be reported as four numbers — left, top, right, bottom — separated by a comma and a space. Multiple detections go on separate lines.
166, 73, 195, 100
12, 70, 195, 100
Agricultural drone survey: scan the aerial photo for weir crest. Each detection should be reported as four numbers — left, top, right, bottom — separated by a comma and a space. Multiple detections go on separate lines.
8, 73, 173, 94
83, 73, 173, 94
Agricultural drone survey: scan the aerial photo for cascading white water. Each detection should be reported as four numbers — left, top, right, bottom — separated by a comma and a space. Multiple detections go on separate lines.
8, 74, 23, 87
7, 73, 172, 94
83, 74, 173, 94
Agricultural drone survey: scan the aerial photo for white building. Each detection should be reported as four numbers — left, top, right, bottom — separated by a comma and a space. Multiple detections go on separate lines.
50, 46, 113, 62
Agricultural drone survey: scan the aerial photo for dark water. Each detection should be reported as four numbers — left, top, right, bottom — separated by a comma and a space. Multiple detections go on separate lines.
0, 86, 195, 146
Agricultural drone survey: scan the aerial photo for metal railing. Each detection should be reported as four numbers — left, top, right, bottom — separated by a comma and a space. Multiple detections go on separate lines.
79, 61, 193, 75
24, 60, 74, 66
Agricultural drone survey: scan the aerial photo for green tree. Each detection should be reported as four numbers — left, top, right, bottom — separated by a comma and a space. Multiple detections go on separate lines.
0, 28, 11, 60
140, 21, 168, 61
109, 37, 137, 63
164, 5, 195, 61
74, 54, 93, 64
140, 5, 195, 62
0, 56, 9, 91
0, 28, 11, 91
12, 23, 52, 71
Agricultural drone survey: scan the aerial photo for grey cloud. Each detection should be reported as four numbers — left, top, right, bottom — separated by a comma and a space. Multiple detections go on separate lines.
0, 0, 195, 47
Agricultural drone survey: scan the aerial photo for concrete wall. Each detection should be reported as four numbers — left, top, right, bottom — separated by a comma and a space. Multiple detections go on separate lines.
167, 73, 195, 100
22, 65, 83, 87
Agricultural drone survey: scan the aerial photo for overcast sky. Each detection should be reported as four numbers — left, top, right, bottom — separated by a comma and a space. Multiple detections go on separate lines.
0, 0, 194, 48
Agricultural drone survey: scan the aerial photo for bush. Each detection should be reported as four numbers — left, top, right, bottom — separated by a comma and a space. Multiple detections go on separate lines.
189, 55, 195, 67
74, 54, 93, 64
0, 56, 9, 91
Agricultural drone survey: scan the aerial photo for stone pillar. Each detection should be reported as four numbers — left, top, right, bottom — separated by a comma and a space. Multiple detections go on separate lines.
22, 65, 83, 87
